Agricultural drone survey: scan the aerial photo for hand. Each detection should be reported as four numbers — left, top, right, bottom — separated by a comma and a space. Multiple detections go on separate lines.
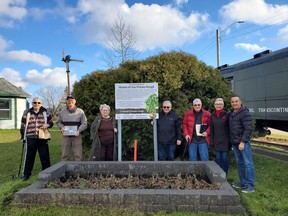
238, 142, 245, 151
185, 135, 190, 142
202, 131, 208, 137
75, 130, 80, 137
176, 140, 181, 145
114, 128, 118, 133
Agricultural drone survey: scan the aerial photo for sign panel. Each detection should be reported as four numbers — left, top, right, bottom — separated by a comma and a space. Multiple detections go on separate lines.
115, 83, 159, 120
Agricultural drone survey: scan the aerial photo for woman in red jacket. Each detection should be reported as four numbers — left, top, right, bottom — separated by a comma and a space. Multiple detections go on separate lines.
182, 98, 211, 161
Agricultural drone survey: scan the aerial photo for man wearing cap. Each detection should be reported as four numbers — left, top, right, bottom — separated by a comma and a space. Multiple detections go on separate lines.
57, 95, 87, 161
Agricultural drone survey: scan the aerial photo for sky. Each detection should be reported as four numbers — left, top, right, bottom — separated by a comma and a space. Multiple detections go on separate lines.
0, 0, 287, 97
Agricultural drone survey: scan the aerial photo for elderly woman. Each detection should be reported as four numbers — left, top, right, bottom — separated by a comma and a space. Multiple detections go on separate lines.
89, 104, 117, 161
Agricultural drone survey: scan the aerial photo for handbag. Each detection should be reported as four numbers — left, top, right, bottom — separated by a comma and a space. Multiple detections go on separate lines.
38, 111, 51, 140
38, 128, 51, 140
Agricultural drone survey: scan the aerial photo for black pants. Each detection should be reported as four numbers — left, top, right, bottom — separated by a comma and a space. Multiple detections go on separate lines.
23, 138, 51, 177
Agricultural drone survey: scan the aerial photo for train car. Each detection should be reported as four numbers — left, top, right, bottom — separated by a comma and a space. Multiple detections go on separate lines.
219, 47, 288, 134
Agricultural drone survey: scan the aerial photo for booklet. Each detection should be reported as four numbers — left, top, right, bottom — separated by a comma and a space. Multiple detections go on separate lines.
195, 124, 208, 136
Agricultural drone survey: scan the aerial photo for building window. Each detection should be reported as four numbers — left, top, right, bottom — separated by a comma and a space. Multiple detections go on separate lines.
0, 99, 11, 119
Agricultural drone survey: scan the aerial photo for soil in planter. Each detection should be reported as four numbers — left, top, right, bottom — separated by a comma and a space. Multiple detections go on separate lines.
45, 173, 220, 190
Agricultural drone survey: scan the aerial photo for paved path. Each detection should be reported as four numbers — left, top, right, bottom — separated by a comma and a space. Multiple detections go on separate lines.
252, 147, 288, 161
268, 128, 288, 136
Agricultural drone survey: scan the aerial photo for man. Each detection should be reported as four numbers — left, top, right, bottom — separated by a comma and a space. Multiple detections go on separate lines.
229, 95, 255, 193
57, 95, 87, 161
156, 100, 182, 160
20, 97, 53, 181
182, 98, 211, 161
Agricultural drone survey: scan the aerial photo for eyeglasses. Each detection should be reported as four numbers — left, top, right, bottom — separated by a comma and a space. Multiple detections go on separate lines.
193, 104, 201, 107
33, 102, 41, 104
215, 103, 223, 106
163, 106, 170, 109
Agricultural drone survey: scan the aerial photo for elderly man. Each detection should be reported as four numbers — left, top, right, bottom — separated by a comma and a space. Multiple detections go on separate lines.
20, 97, 53, 181
230, 95, 255, 193
57, 95, 87, 161
182, 98, 211, 161
156, 100, 182, 160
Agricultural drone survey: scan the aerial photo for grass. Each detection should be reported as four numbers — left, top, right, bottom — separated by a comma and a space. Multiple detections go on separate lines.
0, 129, 288, 215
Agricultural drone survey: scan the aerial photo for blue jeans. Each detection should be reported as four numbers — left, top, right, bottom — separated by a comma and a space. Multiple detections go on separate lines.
188, 142, 208, 161
232, 141, 255, 189
158, 143, 176, 161
215, 150, 229, 174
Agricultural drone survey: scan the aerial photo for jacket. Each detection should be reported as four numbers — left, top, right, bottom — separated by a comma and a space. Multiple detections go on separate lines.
89, 115, 117, 161
20, 107, 53, 139
182, 109, 211, 145
157, 110, 182, 144
229, 106, 253, 145
210, 110, 230, 151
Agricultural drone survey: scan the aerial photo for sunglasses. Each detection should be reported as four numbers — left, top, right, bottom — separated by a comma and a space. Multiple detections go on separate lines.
33, 102, 41, 104
193, 104, 201, 107
163, 106, 170, 109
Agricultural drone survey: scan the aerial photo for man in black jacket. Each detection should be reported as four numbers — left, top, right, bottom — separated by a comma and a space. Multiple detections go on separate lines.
229, 95, 255, 193
156, 100, 182, 160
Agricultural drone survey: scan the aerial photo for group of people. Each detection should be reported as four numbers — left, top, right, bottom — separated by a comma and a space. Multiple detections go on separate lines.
156, 96, 255, 193
20, 95, 255, 193
20, 96, 117, 181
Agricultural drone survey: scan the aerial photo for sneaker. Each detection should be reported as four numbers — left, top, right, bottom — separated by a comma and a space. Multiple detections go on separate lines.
242, 188, 255, 193
232, 183, 247, 189
22, 176, 29, 181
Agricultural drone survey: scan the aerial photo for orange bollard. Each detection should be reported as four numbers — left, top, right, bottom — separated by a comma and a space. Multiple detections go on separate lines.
134, 140, 138, 161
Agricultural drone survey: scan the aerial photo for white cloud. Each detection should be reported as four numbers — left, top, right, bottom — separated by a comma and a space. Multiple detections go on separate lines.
25, 67, 76, 87
234, 43, 268, 52
0, 36, 51, 66
220, 0, 288, 25
0, 0, 27, 28
174, 0, 189, 6
277, 25, 288, 41
0, 67, 28, 88
75, 0, 210, 51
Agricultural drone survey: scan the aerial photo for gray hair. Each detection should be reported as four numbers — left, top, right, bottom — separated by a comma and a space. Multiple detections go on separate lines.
193, 98, 202, 105
99, 104, 110, 111
215, 98, 224, 104
162, 100, 172, 107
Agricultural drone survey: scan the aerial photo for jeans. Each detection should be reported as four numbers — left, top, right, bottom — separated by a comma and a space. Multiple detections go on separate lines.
188, 142, 208, 161
158, 143, 176, 160
232, 141, 255, 189
215, 150, 229, 174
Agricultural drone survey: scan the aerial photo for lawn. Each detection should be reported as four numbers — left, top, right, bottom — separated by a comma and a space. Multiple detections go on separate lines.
0, 129, 288, 216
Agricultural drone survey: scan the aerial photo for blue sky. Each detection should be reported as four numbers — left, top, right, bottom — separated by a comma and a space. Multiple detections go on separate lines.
0, 0, 287, 97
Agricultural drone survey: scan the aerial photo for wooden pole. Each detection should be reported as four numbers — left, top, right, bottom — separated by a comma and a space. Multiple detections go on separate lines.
133, 140, 138, 161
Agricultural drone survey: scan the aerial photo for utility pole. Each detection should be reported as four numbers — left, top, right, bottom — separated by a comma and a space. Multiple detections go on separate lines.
62, 49, 83, 95
216, 21, 244, 67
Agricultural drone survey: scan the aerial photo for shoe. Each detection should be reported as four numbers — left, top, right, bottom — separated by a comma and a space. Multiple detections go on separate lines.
242, 188, 255, 193
22, 176, 29, 181
232, 183, 247, 189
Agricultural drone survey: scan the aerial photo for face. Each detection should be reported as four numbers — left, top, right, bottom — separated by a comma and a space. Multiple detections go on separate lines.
231, 96, 242, 111
32, 99, 42, 111
162, 102, 171, 114
101, 107, 110, 117
66, 98, 76, 109
214, 101, 224, 111
193, 102, 202, 112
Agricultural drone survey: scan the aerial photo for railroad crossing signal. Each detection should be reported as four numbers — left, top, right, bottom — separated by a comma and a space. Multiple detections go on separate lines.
62, 49, 83, 96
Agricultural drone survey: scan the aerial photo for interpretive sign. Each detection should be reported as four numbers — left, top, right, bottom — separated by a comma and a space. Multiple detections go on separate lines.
115, 83, 159, 120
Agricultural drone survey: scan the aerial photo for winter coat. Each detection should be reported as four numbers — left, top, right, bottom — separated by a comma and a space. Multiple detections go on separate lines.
229, 106, 253, 145
89, 115, 117, 161
182, 109, 211, 145
210, 110, 230, 151
157, 110, 182, 144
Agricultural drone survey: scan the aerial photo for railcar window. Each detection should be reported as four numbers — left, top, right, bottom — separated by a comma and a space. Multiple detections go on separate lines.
226, 77, 234, 91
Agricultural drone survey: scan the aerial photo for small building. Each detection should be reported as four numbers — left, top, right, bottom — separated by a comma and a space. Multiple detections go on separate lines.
0, 78, 30, 129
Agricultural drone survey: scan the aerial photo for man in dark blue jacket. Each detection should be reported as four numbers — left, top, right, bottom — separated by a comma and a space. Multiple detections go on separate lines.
229, 95, 255, 193
157, 100, 182, 160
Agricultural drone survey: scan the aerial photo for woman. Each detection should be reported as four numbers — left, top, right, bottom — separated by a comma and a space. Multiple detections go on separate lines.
89, 104, 117, 161
210, 98, 230, 174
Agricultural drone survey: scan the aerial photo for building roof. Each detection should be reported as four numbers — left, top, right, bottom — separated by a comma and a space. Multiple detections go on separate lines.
0, 78, 30, 98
